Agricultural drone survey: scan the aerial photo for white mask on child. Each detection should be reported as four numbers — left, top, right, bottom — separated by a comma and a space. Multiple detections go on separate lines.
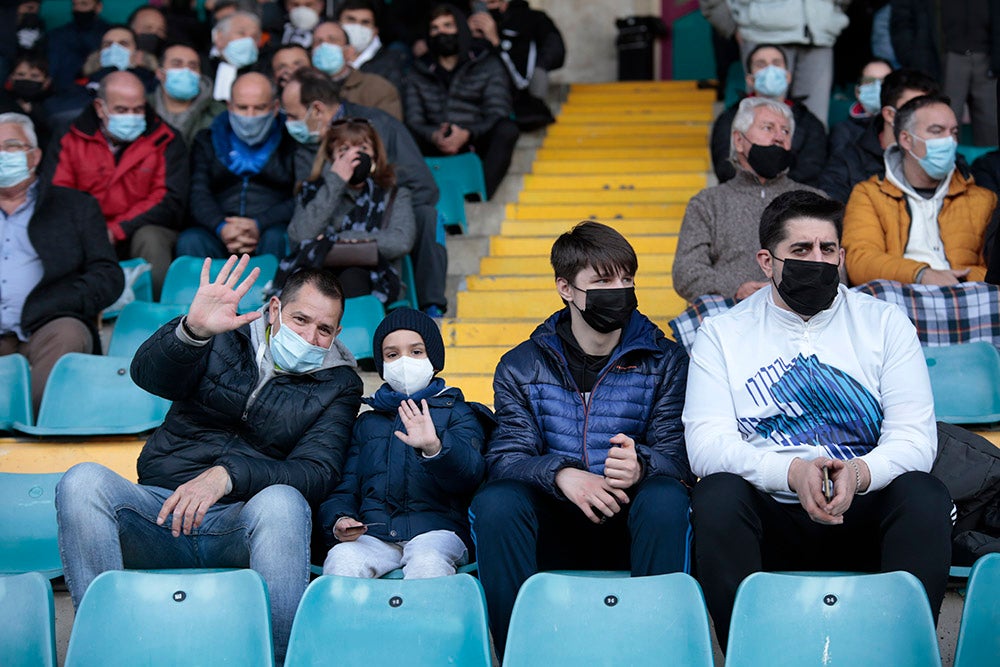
383, 356, 434, 396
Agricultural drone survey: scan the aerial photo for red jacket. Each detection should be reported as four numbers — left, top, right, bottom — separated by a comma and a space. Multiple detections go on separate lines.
50, 105, 188, 242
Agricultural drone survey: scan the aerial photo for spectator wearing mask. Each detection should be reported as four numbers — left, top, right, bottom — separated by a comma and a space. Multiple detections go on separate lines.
0, 53, 54, 150
828, 59, 894, 155
311, 20, 402, 120
180, 72, 297, 260
281, 0, 325, 48
82, 25, 159, 92
843, 94, 995, 285
151, 43, 225, 145
711, 44, 827, 187
820, 68, 940, 204
16, 0, 46, 54
210, 10, 264, 102
128, 5, 169, 62
405, 3, 518, 199
336, 0, 407, 94
47, 0, 110, 92
49, 71, 188, 297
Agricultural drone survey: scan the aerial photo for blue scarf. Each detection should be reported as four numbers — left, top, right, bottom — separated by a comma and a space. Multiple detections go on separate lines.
368, 377, 447, 412
211, 111, 282, 176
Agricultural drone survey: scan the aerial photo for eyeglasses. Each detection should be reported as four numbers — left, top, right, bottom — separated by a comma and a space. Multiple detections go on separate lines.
0, 140, 34, 153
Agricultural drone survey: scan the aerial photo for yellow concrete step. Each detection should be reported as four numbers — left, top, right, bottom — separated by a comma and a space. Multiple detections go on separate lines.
466, 274, 672, 291
560, 101, 714, 115
546, 123, 709, 137
517, 189, 699, 205
532, 158, 709, 175
490, 235, 677, 257
534, 147, 707, 161
441, 319, 539, 347
506, 202, 687, 220
444, 346, 510, 373
0, 437, 143, 479
456, 289, 686, 320
555, 110, 714, 124
438, 374, 495, 405
500, 218, 683, 237
542, 134, 709, 149
523, 174, 707, 190
480, 254, 675, 275
569, 80, 704, 92
565, 93, 716, 106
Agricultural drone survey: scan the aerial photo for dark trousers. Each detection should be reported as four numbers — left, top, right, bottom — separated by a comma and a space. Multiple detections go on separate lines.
174, 225, 289, 261
411, 204, 448, 310
470, 476, 691, 655
419, 119, 521, 200
690, 472, 953, 649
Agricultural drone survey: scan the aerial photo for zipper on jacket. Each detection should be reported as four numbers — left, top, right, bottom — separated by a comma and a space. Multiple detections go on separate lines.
577, 363, 617, 470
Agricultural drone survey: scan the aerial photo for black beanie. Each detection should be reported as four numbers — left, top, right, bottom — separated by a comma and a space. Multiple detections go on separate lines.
372, 308, 445, 377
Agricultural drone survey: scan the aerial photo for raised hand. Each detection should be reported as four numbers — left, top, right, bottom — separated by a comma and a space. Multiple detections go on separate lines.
394, 399, 442, 456
185, 254, 262, 338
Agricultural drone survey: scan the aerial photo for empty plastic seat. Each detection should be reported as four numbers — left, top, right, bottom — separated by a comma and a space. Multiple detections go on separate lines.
285, 574, 491, 666
0, 473, 63, 579
726, 571, 941, 667
103, 258, 154, 320
0, 354, 31, 431
161, 255, 278, 313
107, 302, 190, 359
503, 571, 712, 667
954, 553, 1000, 667
379, 561, 478, 579
923, 342, 1000, 424
12, 354, 170, 436
339, 295, 385, 362
425, 153, 488, 201
0, 572, 56, 667
65, 569, 274, 667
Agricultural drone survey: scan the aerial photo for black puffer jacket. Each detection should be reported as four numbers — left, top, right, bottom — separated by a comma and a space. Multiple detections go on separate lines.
132, 317, 363, 504
819, 117, 886, 204
404, 25, 513, 144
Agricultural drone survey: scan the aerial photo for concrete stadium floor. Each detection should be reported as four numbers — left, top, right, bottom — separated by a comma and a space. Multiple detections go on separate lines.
51, 581, 966, 666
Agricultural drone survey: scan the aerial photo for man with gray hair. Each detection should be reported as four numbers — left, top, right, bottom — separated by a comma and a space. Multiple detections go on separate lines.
0, 112, 122, 408
674, 97, 824, 302
210, 10, 264, 101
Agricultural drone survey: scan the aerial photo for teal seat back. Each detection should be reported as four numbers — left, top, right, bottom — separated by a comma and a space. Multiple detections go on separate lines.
285, 574, 491, 667
435, 181, 469, 233
107, 302, 189, 359
119, 257, 153, 303
13, 354, 170, 436
723, 61, 747, 108
726, 572, 942, 667
40, 1, 147, 30
0, 473, 63, 579
503, 572, 713, 667
387, 254, 419, 311
0, 354, 31, 431
425, 153, 488, 201
0, 573, 56, 667
923, 343, 1000, 424
65, 569, 274, 667
956, 144, 997, 165
161, 255, 278, 314
670, 12, 716, 81
954, 553, 1000, 667
340, 295, 385, 362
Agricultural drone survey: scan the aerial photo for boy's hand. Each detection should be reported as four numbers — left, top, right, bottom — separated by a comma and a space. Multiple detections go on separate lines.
395, 399, 442, 457
604, 433, 642, 489
555, 468, 630, 524
334, 517, 366, 542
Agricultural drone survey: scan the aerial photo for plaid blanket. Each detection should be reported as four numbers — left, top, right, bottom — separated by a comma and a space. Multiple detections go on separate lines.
668, 280, 1000, 353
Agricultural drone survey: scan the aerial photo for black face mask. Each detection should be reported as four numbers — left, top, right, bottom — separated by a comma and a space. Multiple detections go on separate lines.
18, 13, 42, 29
11, 79, 44, 101
135, 33, 165, 58
570, 285, 638, 334
771, 256, 840, 317
489, 8, 504, 23
429, 33, 460, 57
72, 10, 97, 28
349, 152, 373, 185
746, 143, 793, 179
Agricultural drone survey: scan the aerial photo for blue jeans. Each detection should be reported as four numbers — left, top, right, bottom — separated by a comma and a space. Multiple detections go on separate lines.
55, 462, 310, 661
175, 225, 288, 259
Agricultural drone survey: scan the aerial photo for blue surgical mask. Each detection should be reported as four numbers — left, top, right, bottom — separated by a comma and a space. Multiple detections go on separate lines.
312, 42, 345, 75
164, 68, 201, 101
230, 111, 274, 145
106, 112, 146, 142
285, 108, 318, 144
100, 42, 132, 71
0, 150, 32, 188
269, 302, 331, 373
223, 36, 259, 68
857, 80, 882, 115
754, 65, 789, 99
908, 134, 958, 180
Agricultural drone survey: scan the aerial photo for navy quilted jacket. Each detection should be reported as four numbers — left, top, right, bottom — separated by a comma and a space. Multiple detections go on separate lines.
485, 309, 693, 496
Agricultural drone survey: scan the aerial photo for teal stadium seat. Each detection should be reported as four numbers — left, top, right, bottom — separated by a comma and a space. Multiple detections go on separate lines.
285, 574, 491, 667
425, 153, 488, 234
956, 144, 997, 165
161, 255, 278, 314
107, 302, 189, 359
103, 258, 154, 320
40, 0, 148, 29
726, 571, 942, 667
379, 562, 478, 579
0, 573, 56, 667
671, 12, 716, 81
339, 295, 385, 362
923, 342, 1000, 424
387, 255, 419, 311
503, 572, 713, 667
11, 354, 170, 436
0, 354, 32, 431
953, 553, 1000, 667
0, 473, 63, 579
65, 569, 274, 667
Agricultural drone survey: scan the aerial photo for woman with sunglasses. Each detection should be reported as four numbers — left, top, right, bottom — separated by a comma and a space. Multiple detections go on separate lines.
284, 117, 415, 304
